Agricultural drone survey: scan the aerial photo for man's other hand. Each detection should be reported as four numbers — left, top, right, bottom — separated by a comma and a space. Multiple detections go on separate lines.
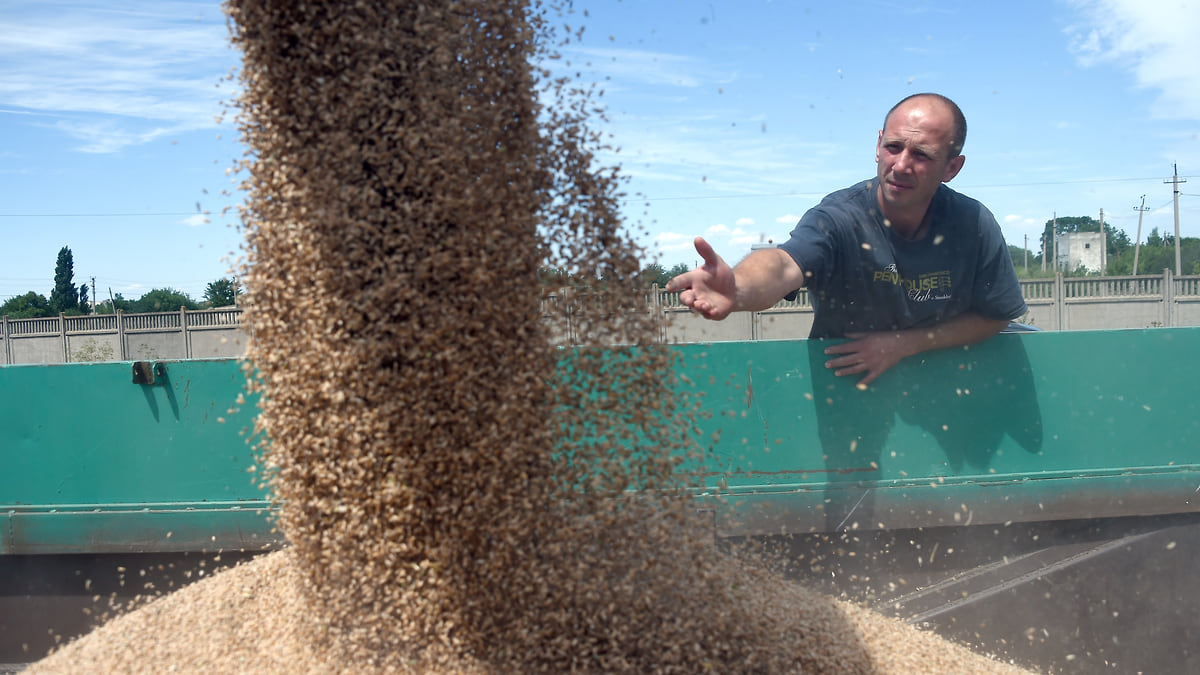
823, 331, 917, 388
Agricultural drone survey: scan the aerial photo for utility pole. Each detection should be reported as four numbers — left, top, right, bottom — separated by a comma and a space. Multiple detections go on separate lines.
1133, 195, 1149, 275
1099, 208, 1106, 274
1023, 234, 1029, 273
90, 276, 97, 312
1165, 164, 1186, 275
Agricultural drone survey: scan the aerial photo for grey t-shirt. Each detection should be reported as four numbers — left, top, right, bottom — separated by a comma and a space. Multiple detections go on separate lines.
778, 179, 1027, 339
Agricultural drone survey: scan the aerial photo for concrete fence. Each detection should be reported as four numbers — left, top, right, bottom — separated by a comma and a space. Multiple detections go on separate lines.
550, 268, 1200, 345
5, 269, 1200, 365
1, 307, 246, 365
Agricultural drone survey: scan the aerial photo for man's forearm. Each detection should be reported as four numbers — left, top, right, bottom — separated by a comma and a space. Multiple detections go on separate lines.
731, 248, 805, 312
820, 310, 1012, 386
898, 312, 1011, 358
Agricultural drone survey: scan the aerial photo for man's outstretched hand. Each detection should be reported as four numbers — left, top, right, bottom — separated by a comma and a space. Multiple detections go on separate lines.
665, 237, 738, 320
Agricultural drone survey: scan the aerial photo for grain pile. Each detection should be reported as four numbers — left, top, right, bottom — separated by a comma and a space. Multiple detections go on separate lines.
27, 1, 1033, 673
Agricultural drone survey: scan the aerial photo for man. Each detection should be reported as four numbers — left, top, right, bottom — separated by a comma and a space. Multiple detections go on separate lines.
666, 93, 1027, 386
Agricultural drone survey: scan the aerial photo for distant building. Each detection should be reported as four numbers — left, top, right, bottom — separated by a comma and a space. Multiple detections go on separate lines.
1056, 232, 1106, 273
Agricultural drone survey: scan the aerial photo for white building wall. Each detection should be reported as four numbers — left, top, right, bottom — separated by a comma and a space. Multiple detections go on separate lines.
1057, 232, 1106, 273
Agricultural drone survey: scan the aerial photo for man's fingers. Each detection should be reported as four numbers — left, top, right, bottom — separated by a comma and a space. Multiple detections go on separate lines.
830, 359, 867, 374
693, 236, 721, 268
666, 237, 720, 292
664, 272, 689, 292
856, 370, 880, 388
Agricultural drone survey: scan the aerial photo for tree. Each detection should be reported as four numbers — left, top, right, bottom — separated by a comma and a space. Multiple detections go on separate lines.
130, 288, 199, 313
0, 291, 53, 318
634, 262, 693, 288
1118, 232, 1200, 276
638, 263, 669, 287
1007, 244, 1031, 273
667, 262, 690, 281
203, 278, 241, 307
538, 266, 571, 286
49, 247, 79, 314
76, 283, 91, 316
1147, 227, 1167, 247
93, 292, 133, 315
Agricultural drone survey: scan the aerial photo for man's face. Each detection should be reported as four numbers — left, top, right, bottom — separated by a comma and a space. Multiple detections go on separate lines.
875, 99, 965, 225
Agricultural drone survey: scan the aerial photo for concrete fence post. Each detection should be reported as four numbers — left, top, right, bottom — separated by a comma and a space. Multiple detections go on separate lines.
1054, 273, 1065, 330
116, 310, 127, 360
59, 313, 68, 363
1164, 268, 1175, 328
650, 284, 663, 344
564, 287, 575, 346
181, 306, 190, 359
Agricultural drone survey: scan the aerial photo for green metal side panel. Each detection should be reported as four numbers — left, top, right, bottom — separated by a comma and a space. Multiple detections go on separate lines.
4, 328, 1200, 552
0, 359, 274, 554
684, 328, 1200, 534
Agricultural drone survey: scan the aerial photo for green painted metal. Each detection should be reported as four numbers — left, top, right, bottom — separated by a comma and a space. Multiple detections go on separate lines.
1, 359, 271, 554
683, 328, 1200, 534
4, 328, 1200, 552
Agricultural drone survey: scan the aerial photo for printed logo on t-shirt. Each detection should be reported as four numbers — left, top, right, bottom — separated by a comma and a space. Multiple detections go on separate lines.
872, 264, 953, 302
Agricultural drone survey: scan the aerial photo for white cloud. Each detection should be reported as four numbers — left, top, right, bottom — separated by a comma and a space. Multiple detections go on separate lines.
1066, 0, 1200, 121
706, 223, 730, 235
734, 216, 755, 227
178, 213, 208, 227
776, 213, 801, 224
0, 2, 236, 153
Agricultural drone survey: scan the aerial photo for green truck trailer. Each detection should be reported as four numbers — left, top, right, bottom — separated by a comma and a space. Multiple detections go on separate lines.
4, 328, 1200, 672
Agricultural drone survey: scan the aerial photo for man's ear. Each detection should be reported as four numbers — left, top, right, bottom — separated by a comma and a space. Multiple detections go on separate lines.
942, 154, 965, 183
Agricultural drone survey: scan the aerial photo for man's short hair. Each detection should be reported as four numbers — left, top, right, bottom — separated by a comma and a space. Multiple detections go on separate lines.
884, 93, 967, 158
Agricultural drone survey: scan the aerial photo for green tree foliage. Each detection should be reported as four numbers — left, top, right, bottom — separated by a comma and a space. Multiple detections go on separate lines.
0, 291, 53, 318
636, 262, 691, 287
129, 288, 199, 313
49, 247, 79, 314
639, 262, 668, 286
203, 278, 241, 307
76, 283, 91, 316
1007, 244, 1033, 273
1107, 228, 1200, 275
538, 266, 571, 286
93, 292, 134, 315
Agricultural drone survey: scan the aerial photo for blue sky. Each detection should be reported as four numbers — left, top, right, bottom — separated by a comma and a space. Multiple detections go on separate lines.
2, 0, 1198, 304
